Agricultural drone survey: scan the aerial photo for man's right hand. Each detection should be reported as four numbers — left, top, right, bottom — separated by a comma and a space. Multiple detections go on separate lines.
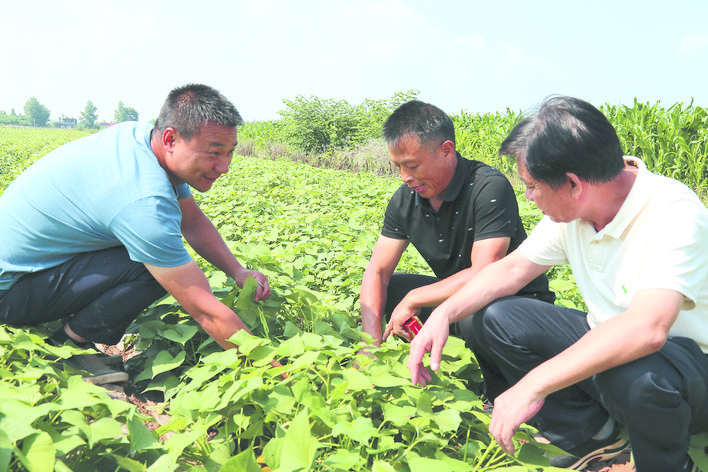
145, 260, 250, 349
382, 298, 419, 342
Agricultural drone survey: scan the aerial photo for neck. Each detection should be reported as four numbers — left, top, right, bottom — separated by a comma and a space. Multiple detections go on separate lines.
587, 168, 637, 231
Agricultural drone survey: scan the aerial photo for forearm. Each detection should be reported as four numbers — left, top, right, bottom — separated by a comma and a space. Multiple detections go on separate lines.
360, 272, 388, 346
518, 308, 672, 399
435, 254, 536, 325
145, 261, 252, 349
190, 298, 251, 349
184, 222, 245, 279
403, 268, 475, 310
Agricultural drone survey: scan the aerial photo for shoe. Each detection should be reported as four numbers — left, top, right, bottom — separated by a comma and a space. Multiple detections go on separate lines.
684, 456, 704, 472
64, 354, 128, 385
95, 352, 125, 368
548, 428, 629, 470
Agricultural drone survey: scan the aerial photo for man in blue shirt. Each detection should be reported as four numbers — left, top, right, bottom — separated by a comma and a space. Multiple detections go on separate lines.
0, 84, 271, 382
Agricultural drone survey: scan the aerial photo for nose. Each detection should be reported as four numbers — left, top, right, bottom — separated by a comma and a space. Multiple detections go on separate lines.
400, 167, 412, 183
215, 155, 231, 174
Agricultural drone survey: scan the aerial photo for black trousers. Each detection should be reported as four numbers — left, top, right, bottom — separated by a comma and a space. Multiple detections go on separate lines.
0, 246, 166, 345
386, 273, 708, 471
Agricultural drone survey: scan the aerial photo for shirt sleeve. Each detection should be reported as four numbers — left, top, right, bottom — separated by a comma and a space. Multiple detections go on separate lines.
518, 216, 570, 266
471, 172, 522, 242
175, 183, 192, 200
636, 201, 708, 309
381, 186, 410, 240
109, 196, 192, 267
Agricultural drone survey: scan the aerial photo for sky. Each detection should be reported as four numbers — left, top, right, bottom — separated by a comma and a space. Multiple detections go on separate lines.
2, 0, 708, 123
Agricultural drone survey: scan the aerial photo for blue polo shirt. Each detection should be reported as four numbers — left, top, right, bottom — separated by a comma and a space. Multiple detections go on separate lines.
0, 122, 193, 290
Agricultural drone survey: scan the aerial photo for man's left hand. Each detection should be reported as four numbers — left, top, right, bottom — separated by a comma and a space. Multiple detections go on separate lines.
234, 268, 271, 302
488, 383, 545, 455
407, 311, 450, 386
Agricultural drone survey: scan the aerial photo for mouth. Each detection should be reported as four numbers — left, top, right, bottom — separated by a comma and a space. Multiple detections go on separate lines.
409, 184, 425, 193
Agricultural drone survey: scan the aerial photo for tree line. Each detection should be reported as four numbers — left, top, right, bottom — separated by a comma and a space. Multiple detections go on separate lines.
0, 98, 139, 129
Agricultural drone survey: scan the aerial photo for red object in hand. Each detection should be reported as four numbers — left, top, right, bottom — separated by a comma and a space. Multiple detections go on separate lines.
404, 316, 422, 337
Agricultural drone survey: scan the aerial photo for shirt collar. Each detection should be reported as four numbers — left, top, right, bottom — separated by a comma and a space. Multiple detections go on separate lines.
414, 152, 467, 207
594, 156, 647, 239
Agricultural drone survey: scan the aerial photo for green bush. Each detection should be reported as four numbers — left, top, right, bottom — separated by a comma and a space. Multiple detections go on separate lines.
277, 90, 419, 154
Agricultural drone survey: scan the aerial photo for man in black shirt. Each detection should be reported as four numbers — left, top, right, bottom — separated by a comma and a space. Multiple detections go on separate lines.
360, 100, 553, 348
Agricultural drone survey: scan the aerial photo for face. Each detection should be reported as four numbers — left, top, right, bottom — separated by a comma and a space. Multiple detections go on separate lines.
517, 158, 577, 223
389, 135, 456, 201
162, 123, 238, 192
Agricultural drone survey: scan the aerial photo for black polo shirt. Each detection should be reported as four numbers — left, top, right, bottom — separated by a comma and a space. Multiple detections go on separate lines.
381, 153, 550, 297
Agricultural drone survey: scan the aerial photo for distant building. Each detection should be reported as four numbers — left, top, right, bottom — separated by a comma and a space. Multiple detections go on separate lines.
57, 117, 77, 129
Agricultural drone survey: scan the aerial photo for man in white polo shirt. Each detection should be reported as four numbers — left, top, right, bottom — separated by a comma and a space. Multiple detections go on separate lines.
406, 96, 708, 471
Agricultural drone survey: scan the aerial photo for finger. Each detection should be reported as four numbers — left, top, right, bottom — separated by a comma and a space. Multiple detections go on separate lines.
501, 428, 516, 455
407, 340, 430, 386
382, 319, 395, 341
490, 416, 515, 456
428, 337, 444, 372
255, 280, 270, 301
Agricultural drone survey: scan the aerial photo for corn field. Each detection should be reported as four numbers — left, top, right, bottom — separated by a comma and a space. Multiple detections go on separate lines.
239, 98, 708, 200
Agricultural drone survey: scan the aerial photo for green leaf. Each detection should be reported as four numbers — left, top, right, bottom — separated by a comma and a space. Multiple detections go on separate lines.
111, 454, 149, 472
236, 276, 259, 312
17, 431, 55, 472
689, 432, 708, 471
262, 437, 284, 470
86, 417, 123, 448
220, 448, 261, 472
432, 408, 461, 433
341, 368, 372, 391
382, 403, 417, 428
151, 350, 186, 377
323, 448, 361, 470
128, 413, 158, 452
369, 365, 409, 388
279, 408, 320, 472
332, 416, 377, 444
372, 460, 397, 472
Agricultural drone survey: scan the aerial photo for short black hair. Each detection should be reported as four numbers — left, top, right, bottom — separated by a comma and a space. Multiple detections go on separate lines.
383, 100, 455, 149
154, 84, 242, 140
499, 96, 624, 189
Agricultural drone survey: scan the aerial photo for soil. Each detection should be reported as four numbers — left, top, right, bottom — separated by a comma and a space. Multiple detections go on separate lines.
93, 342, 637, 470
95, 343, 171, 435
585, 451, 634, 471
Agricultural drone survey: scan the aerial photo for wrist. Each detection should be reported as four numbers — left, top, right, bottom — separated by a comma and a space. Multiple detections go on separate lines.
402, 290, 422, 311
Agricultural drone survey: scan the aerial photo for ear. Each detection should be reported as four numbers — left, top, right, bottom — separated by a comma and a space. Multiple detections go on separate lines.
162, 128, 178, 152
440, 139, 455, 158
566, 172, 583, 199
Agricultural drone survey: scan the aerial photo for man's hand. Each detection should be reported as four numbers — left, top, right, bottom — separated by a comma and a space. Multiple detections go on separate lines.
234, 267, 271, 302
488, 383, 546, 455
406, 311, 450, 386
383, 297, 419, 342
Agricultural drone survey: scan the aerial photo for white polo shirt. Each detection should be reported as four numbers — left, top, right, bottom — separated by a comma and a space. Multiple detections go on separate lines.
519, 157, 708, 353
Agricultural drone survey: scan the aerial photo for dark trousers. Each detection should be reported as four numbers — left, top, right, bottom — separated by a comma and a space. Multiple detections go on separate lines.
0, 246, 166, 345
385, 273, 708, 471
466, 296, 708, 472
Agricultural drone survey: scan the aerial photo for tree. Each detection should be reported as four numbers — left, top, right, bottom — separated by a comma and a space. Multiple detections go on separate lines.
24, 97, 50, 127
114, 101, 139, 122
80, 100, 99, 128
